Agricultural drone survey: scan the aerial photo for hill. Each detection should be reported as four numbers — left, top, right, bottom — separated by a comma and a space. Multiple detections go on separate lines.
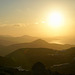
6, 48, 59, 69
0, 39, 73, 56
6, 47, 75, 68
0, 35, 38, 46
6, 47, 75, 74
0, 56, 15, 67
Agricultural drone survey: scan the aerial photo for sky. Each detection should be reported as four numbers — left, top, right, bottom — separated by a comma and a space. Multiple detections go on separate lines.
0, 0, 75, 40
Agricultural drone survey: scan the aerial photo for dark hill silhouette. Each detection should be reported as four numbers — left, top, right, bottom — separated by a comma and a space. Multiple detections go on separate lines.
0, 39, 73, 56
0, 47, 75, 74
6, 47, 75, 70
59, 47, 75, 57
0, 62, 63, 75
50, 47, 75, 74
6, 48, 60, 69
65, 47, 75, 53
0, 56, 15, 67
52, 59, 75, 74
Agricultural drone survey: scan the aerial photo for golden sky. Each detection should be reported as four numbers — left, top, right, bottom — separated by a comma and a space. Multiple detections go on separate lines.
0, 0, 75, 38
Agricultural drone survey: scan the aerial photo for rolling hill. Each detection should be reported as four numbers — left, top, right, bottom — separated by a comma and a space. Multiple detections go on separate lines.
0, 39, 73, 56
6, 47, 75, 74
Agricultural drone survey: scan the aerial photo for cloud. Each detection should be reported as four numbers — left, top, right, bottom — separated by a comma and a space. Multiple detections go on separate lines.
14, 24, 21, 27
13, 23, 26, 27
0, 23, 26, 28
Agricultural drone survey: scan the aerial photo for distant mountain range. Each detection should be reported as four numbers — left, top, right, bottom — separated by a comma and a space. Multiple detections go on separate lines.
0, 38, 74, 56
0, 35, 38, 46
0, 34, 75, 74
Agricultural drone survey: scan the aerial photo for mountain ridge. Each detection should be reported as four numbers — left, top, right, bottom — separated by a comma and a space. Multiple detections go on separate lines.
0, 39, 73, 56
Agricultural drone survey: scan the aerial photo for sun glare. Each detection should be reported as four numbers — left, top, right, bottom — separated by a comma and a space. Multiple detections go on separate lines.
47, 11, 64, 29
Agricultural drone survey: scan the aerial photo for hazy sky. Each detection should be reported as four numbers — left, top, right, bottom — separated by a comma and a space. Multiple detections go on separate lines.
0, 0, 75, 38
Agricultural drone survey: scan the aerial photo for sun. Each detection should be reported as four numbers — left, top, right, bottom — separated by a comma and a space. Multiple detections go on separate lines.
47, 11, 64, 29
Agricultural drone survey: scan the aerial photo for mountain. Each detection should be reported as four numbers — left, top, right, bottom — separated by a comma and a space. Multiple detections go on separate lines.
6, 48, 59, 69
12, 35, 38, 43
6, 47, 75, 69
6, 47, 75, 74
0, 35, 17, 46
0, 39, 73, 56
51, 47, 75, 74
51, 61, 75, 74
0, 39, 15, 46
0, 35, 38, 46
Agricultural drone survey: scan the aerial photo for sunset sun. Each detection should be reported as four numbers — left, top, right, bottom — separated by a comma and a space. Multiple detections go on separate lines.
47, 11, 64, 28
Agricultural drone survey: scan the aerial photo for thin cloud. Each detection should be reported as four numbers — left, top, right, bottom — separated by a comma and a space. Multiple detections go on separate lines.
13, 23, 26, 27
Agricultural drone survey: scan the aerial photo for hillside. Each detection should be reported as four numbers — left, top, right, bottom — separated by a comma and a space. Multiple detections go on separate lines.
0, 39, 72, 56
6, 47, 75, 74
